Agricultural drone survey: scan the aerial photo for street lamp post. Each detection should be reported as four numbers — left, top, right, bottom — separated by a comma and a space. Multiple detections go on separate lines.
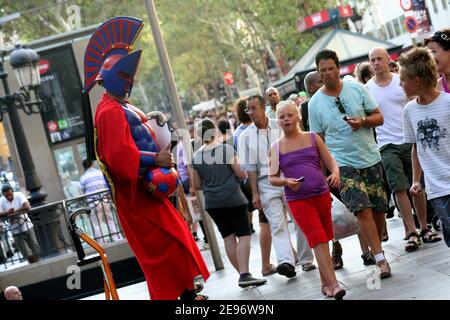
0, 44, 47, 206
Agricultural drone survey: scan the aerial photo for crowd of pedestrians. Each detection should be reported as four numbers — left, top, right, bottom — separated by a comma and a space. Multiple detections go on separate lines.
4, 28, 449, 301
173, 28, 450, 300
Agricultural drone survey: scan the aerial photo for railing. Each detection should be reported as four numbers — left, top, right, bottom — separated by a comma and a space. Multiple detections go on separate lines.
0, 189, 123, 270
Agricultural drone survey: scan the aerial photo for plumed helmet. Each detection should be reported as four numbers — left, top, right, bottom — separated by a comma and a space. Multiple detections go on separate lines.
83, 16, 144, 97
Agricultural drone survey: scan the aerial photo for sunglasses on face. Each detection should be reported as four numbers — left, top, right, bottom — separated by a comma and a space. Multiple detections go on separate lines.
335, 97, 347, 114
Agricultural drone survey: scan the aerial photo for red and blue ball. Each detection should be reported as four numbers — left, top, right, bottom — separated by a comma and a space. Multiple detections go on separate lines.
143, 167, 180, 199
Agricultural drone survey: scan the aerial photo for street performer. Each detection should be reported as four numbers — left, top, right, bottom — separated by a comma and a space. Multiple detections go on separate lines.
81, 16, 209, 300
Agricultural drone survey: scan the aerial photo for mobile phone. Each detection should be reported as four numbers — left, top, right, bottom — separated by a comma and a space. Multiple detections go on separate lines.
342, 115, 349, 121
295, 176, 305, 182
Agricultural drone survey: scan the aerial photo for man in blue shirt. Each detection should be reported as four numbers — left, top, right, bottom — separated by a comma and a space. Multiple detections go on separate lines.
309, 49, 391, 279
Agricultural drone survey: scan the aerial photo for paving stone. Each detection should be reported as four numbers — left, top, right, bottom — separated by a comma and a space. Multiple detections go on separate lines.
82, 214, 450, 300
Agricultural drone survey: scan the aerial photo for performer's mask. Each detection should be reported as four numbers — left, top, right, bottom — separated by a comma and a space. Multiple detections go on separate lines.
96, 50, 142, 97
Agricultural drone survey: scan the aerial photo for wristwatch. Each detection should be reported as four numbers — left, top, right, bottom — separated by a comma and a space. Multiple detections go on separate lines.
361, 117, 366, 126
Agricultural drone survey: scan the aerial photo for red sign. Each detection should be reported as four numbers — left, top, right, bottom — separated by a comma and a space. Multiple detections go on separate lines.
400, 0, 413, 11
405, 16, 417, 33
338, 5, 353, 18
389, 52, 399, 61
38, 59, 50, 75
224, 72, 234, 85
298, 9, 330, 32
339, 64, 356, 76
47, 121, 59, 133
297, 19, 307, 33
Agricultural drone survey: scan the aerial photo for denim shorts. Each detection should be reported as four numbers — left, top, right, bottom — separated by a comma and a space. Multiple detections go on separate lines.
431, 195, 450, 247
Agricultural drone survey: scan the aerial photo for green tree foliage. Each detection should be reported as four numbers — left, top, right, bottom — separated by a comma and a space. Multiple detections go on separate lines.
0, 0, 335, 113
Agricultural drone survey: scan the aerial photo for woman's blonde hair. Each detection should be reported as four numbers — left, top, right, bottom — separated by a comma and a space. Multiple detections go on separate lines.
398, 47, 439, 89
275, 100, 299, 118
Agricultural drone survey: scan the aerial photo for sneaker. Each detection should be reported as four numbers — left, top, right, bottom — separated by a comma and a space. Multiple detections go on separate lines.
376, 260, 392, 279
238, 273, 267, 288
361, 252, 376, 265
276, 262, 296, 278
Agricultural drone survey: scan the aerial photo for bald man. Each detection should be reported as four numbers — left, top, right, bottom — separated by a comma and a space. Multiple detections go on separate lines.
301, 71, 323, 131
366, 47, 441, 252
4, 286, 23, 300
265, 87, 280, 119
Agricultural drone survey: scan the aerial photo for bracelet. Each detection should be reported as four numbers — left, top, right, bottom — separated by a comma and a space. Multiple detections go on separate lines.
361, 117, 366, 126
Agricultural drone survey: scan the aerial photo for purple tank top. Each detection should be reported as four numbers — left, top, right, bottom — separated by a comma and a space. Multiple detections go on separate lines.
279, 133, 329, 201
441, 75, 450, 93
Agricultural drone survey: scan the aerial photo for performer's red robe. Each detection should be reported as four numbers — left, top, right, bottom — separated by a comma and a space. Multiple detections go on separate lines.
94, 93, 210, 300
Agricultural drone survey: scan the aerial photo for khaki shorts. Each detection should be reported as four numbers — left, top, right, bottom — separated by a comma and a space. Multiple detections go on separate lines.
339, 162, 388, 214
380, 143, 413, 193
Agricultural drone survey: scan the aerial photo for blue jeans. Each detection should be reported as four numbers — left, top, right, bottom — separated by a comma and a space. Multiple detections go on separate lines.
431, 195, 450, 247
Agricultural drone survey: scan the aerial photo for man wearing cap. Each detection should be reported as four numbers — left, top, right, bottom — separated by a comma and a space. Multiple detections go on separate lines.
265, 87, 280, 119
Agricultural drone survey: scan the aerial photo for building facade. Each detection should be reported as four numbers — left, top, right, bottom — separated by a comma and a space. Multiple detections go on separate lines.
0, 26, 102, 203
349, 0, 450, 47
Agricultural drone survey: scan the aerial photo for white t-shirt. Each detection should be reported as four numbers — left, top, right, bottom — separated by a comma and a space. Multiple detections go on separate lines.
238, 118, 282, 178
0, 192, 34, 234
366, 73, 408, 148
403, 92, 450, 200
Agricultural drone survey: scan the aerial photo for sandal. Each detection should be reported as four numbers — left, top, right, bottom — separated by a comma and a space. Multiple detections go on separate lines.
332, 241, 344, 270
302, 263, 316, 272
262, 264, 277, 276
405, 231, 421, 252
321, 285, 333, 297
194, 282, 204, 293
332, 255, 343, 270
420, 228, 442, 243
331, 285, 346, 300
194, 294, 209, 300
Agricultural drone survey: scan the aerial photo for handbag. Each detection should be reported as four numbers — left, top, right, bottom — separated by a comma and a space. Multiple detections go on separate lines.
331, 193, 359, 240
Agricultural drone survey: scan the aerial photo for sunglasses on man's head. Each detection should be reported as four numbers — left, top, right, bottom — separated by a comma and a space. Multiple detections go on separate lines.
335, 97, 347, 114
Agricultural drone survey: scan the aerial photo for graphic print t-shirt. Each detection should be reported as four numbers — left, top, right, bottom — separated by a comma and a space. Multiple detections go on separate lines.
403, 92, 450, 199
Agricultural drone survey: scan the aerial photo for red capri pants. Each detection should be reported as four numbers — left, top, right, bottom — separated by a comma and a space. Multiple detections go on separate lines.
287, 192, 334, 248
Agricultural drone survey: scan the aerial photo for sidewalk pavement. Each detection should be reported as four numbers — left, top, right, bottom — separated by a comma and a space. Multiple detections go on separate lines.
82, 213, 450, 300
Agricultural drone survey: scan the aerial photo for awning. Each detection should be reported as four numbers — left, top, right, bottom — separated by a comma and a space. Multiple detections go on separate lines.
272, 29, 403, 97
191, 99, 221, 112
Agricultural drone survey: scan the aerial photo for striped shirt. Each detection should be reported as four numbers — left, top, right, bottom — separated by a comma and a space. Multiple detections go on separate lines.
80, 168, 108, 199
403, 92, 450, 200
